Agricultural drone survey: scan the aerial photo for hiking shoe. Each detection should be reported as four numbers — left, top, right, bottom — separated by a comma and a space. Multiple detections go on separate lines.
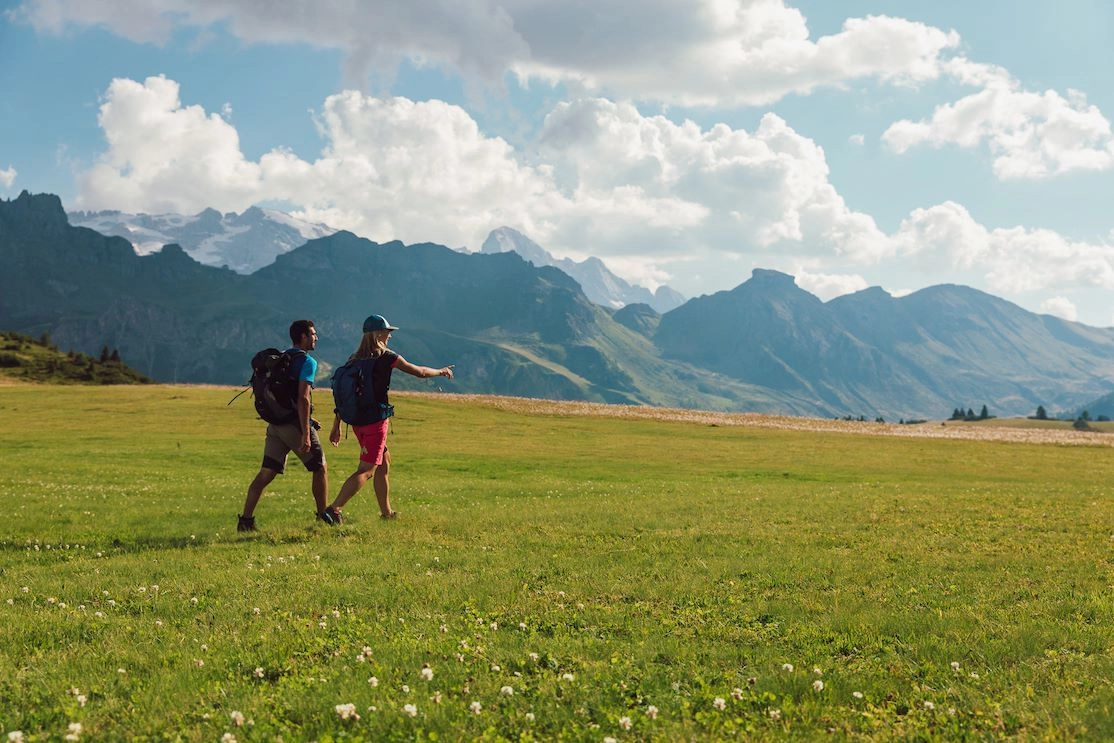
380, 511, 399, 520
317, 507, 342, 525
237, 514, 256, 532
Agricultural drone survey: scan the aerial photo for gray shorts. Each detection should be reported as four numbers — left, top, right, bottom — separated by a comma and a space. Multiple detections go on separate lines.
261, 423, 325, 474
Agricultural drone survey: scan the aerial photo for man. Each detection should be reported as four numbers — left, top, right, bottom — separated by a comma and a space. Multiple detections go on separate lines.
237, 319, 332, 531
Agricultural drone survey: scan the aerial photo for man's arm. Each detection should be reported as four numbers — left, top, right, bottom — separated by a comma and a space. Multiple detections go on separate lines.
297, 380, 313, 452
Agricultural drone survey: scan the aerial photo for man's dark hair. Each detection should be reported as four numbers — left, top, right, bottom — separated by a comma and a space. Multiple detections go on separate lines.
289, 319, 315, 345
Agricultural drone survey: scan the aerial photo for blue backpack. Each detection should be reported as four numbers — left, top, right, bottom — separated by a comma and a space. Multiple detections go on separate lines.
331, 356, 395, 425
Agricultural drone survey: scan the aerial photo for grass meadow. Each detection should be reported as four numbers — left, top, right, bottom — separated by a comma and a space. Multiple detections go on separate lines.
1, 383, 1113, 741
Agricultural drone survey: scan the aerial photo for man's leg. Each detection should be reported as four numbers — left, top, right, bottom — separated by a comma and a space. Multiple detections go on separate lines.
243, 468, 278, 517
311, 461, 328, 515
241, 425, 290, 530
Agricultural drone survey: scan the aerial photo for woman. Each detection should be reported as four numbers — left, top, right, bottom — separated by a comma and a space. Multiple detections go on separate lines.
325, 314, 454, 523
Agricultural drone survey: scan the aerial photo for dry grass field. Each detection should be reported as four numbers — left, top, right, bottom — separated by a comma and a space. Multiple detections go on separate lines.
438, 392, 1114, 447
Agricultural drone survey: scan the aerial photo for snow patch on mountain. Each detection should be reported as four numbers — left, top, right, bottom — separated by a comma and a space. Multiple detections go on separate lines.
480, 227, 685, 314
68, 206, 338, 274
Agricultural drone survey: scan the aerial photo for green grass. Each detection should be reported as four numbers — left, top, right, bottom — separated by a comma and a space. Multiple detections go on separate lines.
1, 384, 1113, 741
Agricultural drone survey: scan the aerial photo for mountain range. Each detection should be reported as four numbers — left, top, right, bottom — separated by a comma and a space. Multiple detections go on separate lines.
7, 190, 1114, 420
68, 208, 683, 313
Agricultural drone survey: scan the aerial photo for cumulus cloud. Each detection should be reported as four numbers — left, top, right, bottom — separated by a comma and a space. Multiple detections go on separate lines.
894, 201, 1114, 293
74, 76, 557, 247
7, 0, 529, 84
793, 269, 870, 301
536, 99, 889, 266
1039, 296, 1077, 322
12, 0, 958, 106
76, 76, 263, 213
0, 166, 16, 190
883, 59, 1114, 179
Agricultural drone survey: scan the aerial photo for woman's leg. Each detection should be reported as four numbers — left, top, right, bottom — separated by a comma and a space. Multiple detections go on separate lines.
330, 461, 376, 510
374, 449, 393, 517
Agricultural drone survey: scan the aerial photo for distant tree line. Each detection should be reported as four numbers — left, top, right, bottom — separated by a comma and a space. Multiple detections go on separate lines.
949, 405, 993, 421
1027, 404, 1108, 429
834, 415, 926, 425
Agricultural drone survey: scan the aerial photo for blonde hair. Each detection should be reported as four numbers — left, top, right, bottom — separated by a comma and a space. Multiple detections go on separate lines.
349, 330, 391, 361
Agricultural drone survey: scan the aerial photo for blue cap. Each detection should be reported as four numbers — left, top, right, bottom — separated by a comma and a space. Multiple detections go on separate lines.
363, 314, 399, 333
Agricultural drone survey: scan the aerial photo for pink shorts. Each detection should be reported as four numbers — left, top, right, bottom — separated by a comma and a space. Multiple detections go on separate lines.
353, 419, 390, 465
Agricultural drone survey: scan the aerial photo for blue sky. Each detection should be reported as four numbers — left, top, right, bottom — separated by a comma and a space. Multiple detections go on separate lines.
3, 1, 1114, 326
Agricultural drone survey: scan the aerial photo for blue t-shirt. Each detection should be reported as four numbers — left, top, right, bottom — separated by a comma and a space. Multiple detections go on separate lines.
287, 348, 317, 385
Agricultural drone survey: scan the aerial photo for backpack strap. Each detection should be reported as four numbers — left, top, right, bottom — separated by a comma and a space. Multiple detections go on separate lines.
226, 384, 251, 406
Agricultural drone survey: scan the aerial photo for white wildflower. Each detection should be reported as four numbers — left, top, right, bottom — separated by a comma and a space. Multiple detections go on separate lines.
335, 703, 360, 720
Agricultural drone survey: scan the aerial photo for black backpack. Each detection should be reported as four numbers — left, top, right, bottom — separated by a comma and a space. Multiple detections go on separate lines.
249, 348, 306, 425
